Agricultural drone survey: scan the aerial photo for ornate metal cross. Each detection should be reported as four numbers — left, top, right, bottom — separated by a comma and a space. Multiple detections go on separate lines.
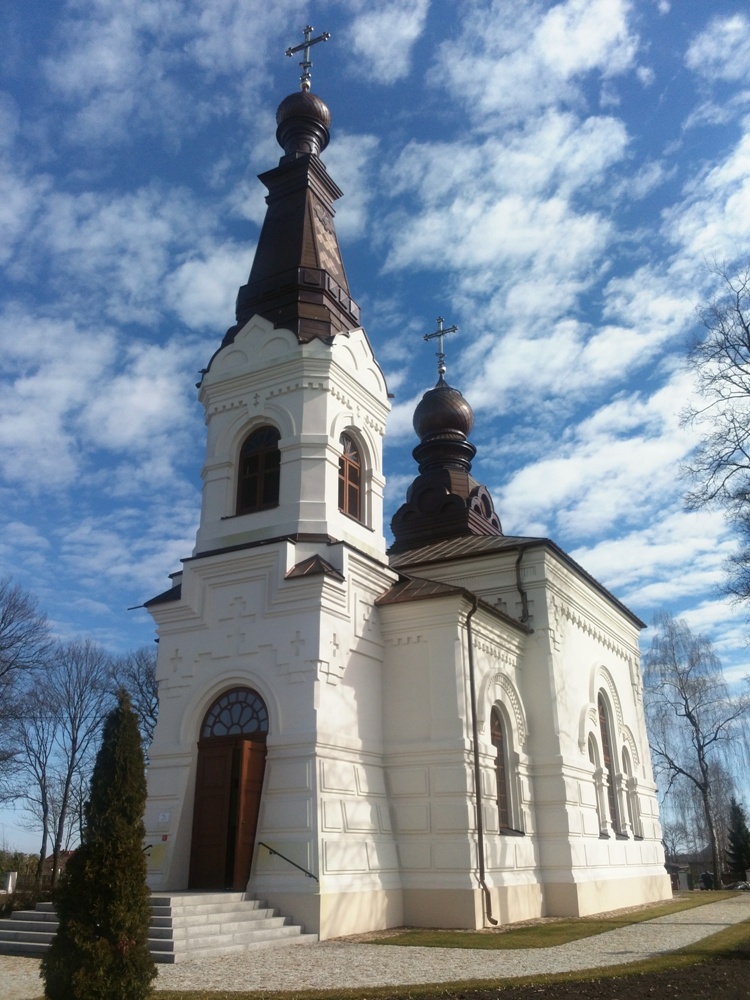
424, 316, 459, 378
285, 25, 331, 92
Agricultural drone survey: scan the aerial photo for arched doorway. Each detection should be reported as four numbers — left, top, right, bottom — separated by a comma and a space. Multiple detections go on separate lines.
188, 687, 268, 890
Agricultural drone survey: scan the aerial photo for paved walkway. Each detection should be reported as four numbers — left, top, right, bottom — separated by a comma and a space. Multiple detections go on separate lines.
2, 895, 749, 1000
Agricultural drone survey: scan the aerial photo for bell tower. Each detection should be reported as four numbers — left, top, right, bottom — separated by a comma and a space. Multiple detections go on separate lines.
143, 38, 399, 937
193, 83, 389, 562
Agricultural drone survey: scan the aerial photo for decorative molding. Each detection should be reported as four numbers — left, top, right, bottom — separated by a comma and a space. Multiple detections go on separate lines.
210, 398, 247, 415
551, 596, 634, 662
489, 672, 527, 748
597, 666, 624, 732
578, 703, 600, 754
268, 380, 328, 400
473, 637, 517, 670
620, 724, 641, 767
386, 634, 424, 646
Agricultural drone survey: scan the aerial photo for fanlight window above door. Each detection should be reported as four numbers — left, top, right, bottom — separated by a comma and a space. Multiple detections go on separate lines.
201, 688, 269, 739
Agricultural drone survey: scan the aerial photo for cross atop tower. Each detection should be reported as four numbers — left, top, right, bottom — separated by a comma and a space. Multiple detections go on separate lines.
423, 316, 459, 379
285, 25, 331, 92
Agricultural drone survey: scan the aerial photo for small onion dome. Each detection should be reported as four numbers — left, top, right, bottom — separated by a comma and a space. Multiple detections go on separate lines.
276, 91, 331, 157
413, 376, 475, 443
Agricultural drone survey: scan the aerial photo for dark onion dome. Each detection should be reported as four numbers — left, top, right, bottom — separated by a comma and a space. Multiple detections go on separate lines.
413, 376, 475, 442
276, 91, 331, 157
389, 375, 502, 552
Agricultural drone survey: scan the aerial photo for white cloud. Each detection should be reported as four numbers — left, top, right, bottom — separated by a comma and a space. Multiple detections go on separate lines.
439, 0, 638, 124
348, 0, 429, 85
636, 65, 655, 87
166, 242, 254, 331
0, 308, 117, 488
0, 304, 207, 496
40, 0, 306, 146
60, 500, 200, 597
662, 127, 750, 262
323, 133, 380, 239
686, 14, 750, 84
570, 508, 733, 603
10, 183, 227, 325
0, 163, 50, 267
496, 373, 697, 538
76, 340, 200, 455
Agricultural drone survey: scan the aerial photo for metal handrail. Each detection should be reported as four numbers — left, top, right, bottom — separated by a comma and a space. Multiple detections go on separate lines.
258, 842, 319, 882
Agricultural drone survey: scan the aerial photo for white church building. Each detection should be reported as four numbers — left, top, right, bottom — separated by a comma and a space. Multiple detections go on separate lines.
142, 75, 671, 940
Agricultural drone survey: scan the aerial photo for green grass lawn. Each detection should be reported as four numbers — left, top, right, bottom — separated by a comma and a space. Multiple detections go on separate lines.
22, 891, 748, 1000
150, 914, 750, 1000
367, 890, 740, 949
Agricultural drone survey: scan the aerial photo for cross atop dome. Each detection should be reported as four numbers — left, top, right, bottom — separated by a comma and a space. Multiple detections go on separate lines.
285, 25, 331, 92
423, 316, 458, 382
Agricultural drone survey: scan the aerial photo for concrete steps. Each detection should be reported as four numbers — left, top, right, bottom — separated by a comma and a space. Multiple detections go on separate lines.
0, 892, 317, 962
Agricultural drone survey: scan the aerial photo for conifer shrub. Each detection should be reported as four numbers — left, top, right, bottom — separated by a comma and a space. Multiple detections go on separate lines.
41, 691, 156, 1000
726, 796, 750, 878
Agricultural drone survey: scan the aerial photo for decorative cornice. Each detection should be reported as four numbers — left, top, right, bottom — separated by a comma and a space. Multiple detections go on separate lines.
551, 595, 636, 663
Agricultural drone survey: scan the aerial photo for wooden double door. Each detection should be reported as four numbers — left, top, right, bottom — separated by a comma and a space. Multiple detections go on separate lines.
188, 736, 266, 890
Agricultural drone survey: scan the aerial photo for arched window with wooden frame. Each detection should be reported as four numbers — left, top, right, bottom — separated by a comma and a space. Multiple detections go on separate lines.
236, 426, 280, 515
588, 733, 607, 837
622, 746, 642, 839
598, 693, 621, 834
338, 432, 362, 521
490, 704, 522, 834
490, 706, 511, 830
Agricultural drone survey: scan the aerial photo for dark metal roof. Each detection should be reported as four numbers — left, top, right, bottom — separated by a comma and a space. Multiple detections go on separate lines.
389, 535, 541, 566
375, 576, 465, 604
187, 532, 337, 564
389, 535, 646, 630
144, 582, 182, 608
375, 574, 532, 635
285, 554, 344, 581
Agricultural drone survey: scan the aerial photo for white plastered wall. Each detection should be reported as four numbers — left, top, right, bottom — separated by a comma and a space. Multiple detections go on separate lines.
194, 316, 389, 560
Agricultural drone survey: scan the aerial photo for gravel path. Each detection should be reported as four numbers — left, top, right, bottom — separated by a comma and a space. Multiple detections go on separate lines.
2, 895, 749, 1000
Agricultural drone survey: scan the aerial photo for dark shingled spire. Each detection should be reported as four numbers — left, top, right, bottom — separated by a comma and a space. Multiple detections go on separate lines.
221, 89, 360, 349
389, 376, 502, 553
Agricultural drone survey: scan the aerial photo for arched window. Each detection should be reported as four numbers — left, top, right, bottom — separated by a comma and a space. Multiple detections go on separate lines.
588, 734, 606, 837
622, 747, 642, 838
598, 693, 620, 833
338, 433, 362, 521
491, 705, 515, 832
237, 426, 280, 515
201, 687, 269, 739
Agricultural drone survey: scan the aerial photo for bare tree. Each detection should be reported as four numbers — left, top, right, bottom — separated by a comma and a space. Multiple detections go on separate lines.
683, 260, 750, 600
660, 817, 690, 864
48, 638, 113, 883
684, 260, 750, 514
109, 646, 158, 750
9, 685, 58, 885
643, 612, 750, 886
0, 577, 51, 798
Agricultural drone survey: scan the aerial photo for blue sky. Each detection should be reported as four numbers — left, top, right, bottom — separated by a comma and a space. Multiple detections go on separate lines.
2, 0, 750, 848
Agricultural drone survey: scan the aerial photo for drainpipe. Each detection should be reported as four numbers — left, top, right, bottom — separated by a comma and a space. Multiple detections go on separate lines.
466, 594, 498, 926
514, 547, 530, 624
